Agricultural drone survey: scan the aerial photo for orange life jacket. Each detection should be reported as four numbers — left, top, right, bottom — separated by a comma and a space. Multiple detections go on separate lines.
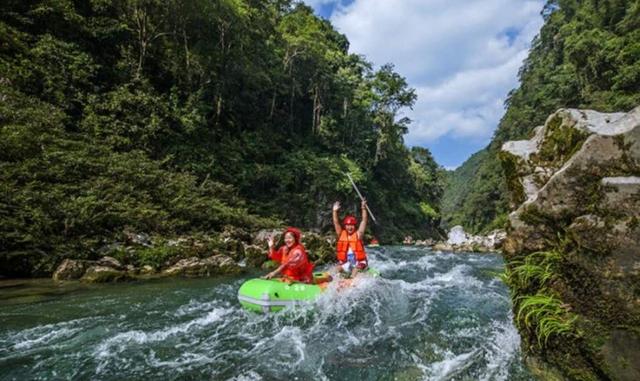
336, 230, 367, 262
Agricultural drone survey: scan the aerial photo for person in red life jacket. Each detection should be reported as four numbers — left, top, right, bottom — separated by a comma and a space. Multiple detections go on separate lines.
332, 200, 368, 277
262, 227, 314, 284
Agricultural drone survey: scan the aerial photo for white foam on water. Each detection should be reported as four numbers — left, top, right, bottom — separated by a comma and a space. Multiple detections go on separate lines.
94, 306, 233, 363
12, 326, 82, 351
427, 349, 483, 381
447, 326, 481, 339
226, 370, 264, 381
427, 264, 481, 288
414, 254, 439, 271
313, 275, 382, 316
371, 259, 409, 272
245, 325, 307, 371
480, 319, 523, 381
390, 277, 442, 295
370, 251, 440, 274
173, 298, 228, 317
146, 349, 215, 371
0, 316, 98, 357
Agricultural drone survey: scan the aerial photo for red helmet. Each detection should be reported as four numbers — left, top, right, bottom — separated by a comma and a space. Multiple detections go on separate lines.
283, 227, 301, 243
342, 215, 357, 226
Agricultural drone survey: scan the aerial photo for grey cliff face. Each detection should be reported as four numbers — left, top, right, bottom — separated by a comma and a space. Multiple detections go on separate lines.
500, 106, 640, 381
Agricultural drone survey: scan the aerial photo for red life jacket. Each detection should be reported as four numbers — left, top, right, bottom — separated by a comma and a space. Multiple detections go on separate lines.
280, 244, 314, 283
336, 230, 367, 262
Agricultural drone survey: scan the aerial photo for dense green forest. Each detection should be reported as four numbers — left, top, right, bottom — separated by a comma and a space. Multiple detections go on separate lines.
442, 0, 640, 233
0, 0, 445, 277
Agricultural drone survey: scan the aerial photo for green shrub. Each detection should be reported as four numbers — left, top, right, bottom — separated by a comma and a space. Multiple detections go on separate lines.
133, 246, 184, 270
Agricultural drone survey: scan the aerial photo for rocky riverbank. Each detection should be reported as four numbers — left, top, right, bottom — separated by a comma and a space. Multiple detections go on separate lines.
51, 228, 335, 283
429, 225, 506, 253
501, 106, 640, 380
402, 225, 505, 253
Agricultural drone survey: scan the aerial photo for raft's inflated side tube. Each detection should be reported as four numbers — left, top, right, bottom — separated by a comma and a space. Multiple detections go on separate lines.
237, 274, 325, 313
238, 270, 379, 313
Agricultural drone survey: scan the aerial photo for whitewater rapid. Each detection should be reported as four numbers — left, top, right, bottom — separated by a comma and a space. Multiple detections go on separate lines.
0, 247, 533, 380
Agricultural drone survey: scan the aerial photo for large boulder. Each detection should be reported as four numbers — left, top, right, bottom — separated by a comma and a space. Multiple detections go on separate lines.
162, 255, 241, 277
446, 225, 468, 245
500, 106, 640, 380
53, 259, 93, 281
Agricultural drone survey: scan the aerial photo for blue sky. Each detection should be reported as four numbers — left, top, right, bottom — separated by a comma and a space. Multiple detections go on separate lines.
302, 0, 545, 169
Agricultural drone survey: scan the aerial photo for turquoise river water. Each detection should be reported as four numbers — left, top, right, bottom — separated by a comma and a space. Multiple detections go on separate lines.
0, 246, 535, 380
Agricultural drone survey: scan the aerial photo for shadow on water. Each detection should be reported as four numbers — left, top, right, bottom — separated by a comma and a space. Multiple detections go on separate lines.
0, 247, 535, 381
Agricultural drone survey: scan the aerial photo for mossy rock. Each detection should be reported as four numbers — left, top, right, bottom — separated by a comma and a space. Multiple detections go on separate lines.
301, 232, 334, 265
533, 113, 590, 169
220, 238, 245, 261
499, 150, 527, 207
244, 244, 266, 268
162, 255, 241, 277
81, 266, 131, 283
221, 225, 252, 243
525, 356, 568, 381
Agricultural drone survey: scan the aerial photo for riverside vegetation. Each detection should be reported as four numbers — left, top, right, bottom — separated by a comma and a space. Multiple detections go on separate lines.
0, 0, 445, 278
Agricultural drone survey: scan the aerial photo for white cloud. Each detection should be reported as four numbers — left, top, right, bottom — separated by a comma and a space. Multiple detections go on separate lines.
308, 0, 545, 148
301, 0, 339, 8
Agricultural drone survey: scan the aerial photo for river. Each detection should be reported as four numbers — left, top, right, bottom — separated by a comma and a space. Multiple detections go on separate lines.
0, 246, 535, 380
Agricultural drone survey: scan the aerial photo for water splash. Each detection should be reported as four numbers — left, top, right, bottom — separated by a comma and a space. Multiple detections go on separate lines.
0, 247, 533, 380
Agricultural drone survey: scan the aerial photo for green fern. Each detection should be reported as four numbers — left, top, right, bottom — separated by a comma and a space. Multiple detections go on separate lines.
516, 293, 579, 346
504, 250, 561, 290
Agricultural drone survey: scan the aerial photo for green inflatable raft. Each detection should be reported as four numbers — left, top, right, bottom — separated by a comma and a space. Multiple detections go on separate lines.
238, 270, 379, 313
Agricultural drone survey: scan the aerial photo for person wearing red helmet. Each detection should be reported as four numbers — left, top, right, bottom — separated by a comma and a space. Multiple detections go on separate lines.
262, 227, 314, 283
332, 199, 368, 277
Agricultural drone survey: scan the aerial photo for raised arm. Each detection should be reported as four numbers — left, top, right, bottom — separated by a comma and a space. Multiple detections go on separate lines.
357, 199, 368, 238
267, 234, 281, 261
332, 201, 342, 236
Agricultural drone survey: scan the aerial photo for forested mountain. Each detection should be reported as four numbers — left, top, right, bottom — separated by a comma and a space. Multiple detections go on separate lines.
0, 0, 444, 276
441, 0, 640, 233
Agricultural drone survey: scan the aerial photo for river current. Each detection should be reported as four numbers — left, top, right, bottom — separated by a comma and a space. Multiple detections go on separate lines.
0, 246, 535, 380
